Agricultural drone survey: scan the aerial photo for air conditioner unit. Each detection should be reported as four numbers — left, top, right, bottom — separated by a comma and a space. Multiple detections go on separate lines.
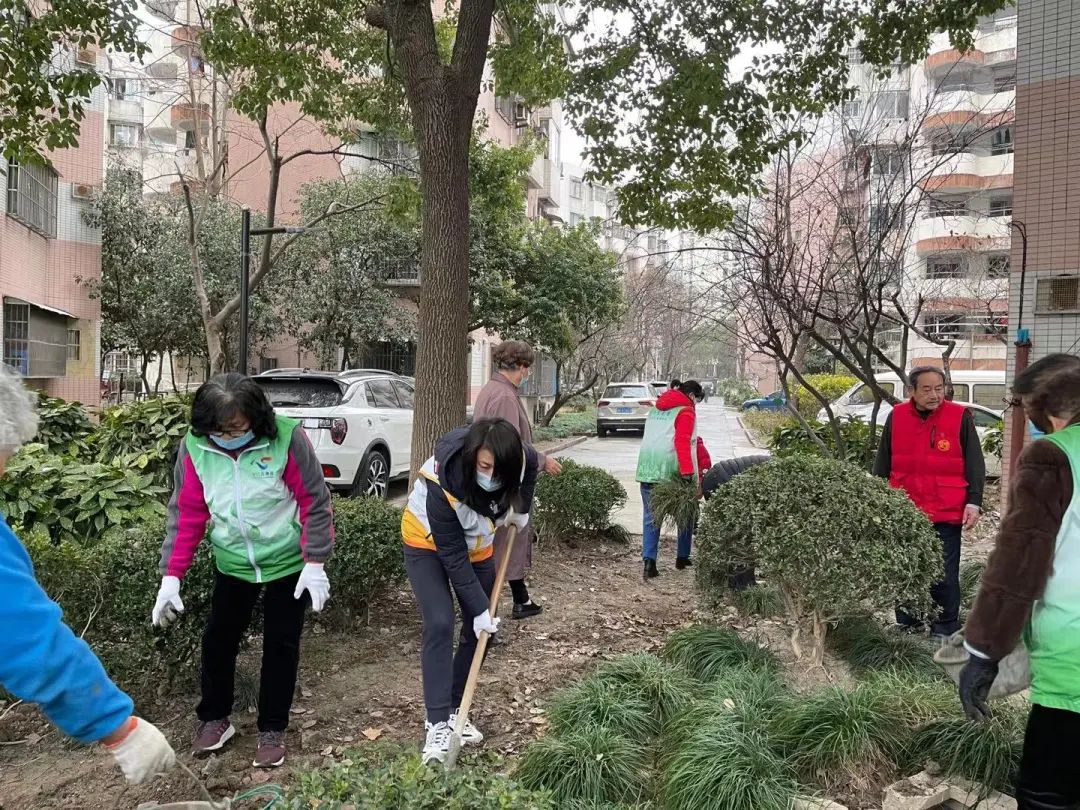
71, 183, 95, 200
513, 101, 529, 127
1036, 276, 1080, 314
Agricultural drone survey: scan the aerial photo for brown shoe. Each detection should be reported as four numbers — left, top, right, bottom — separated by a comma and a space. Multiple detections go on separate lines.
253, 731, 286, 768
194, 718, 235, 755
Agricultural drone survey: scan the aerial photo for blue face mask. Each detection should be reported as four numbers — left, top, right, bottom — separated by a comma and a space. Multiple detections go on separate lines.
477, 471, 502, 492
1029, 420, 1047, 441
211, 430, 254, 451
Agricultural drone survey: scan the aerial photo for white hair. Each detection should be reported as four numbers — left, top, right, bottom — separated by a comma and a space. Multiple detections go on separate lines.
0, 365, 39, 453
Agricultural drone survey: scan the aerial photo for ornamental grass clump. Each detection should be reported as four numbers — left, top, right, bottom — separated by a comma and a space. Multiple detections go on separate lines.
592, 654, 700, 730
732, 584, 784, 618
647, 476, 700, 533
827, 615, 941, 680
697, 455, 943, 666
662, 624, 779, 681
546, 674, 659, 739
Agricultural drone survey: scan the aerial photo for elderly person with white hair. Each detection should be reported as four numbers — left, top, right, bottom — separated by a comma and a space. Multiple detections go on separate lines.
0, 367, 175, 784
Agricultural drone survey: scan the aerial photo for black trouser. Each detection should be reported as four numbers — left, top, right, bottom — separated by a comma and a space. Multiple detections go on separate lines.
1017, 704, 1080, 809
197, 569, 308, 733
404, 546, 496, 725
896, 521, 962, 636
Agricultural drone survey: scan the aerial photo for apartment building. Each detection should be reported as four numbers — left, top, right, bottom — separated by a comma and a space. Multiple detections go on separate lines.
1, 45, 105, 404
1001, 0, 1080, 494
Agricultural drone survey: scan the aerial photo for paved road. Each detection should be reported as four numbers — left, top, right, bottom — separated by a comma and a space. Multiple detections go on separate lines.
555, 402, 765, 533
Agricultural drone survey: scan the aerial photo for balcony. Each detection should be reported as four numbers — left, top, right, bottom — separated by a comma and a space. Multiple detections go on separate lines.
109, 98, 143, 125
145, 0, 179, 20
926, 48, 985, 76
527, 154, 546, 191
929, 88, 1014, 120
171, 25, 203, 52
923, 108, 1013, 133
372, 258, 421, 287
171, 102, 210, 130
915, 216, 1010, 256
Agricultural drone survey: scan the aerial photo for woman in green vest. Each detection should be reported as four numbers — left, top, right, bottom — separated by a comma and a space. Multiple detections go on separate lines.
961, 353, 1080, 808
152, 374, 334, 769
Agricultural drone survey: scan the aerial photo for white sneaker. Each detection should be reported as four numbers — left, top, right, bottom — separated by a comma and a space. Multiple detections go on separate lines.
422, 721, 451, 765
449, 708, 484, 746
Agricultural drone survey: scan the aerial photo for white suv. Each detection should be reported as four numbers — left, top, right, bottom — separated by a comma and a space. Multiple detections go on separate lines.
254, 372, 413, 498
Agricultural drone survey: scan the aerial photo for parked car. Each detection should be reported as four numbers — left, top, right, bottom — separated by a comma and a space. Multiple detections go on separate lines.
596, 382, 659, 437
253, 371, 414, 498
815, 370, 1007, 423
741, 392, 787, 412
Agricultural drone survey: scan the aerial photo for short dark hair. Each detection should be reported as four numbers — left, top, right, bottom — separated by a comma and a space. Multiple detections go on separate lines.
1013, 353, 1080, 424
908, 366, 946, 390
492, 341, 535, 370
670, 378, 705, 401
190, 373, 278, 439
460, 418, 525, 510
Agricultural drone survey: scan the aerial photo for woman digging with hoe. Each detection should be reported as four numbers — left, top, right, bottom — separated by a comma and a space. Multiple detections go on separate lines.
152, 373, 334, 769
401, 418, 538, 765
0, 365, 175, 784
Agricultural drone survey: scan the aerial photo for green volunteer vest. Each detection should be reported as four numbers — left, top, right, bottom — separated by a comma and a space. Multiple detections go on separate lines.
1026, 424, 1080, 712
635, 405, 697, 484
185, 415, 304, 584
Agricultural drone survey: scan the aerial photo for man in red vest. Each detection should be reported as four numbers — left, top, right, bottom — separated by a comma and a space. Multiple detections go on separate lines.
874, 366, 986, 638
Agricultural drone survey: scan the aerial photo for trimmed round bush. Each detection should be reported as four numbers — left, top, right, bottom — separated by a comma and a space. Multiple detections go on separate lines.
534, 459, 627, 542
326, 495, 405, 627
697, 456, 942, 665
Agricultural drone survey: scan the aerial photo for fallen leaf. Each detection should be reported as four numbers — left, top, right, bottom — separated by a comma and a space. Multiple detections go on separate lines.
302, 719, 317, 730
321, 745, 334, 756
369, 710, 385, 718
301, 688, 313, 698
362, 727, 383, 741
249, 771, 272, 784
26, 733, 40, 745
723, 698, 736, 710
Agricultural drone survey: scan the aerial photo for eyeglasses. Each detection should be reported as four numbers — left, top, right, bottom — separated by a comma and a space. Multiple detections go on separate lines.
213, 427, 251, 438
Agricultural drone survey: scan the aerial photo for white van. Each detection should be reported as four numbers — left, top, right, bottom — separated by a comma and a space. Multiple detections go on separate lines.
818, 370, 1008, 424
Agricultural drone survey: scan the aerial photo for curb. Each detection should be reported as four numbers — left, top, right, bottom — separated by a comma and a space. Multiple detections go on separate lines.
736, 414, 767, 450
541, 434, 591, 455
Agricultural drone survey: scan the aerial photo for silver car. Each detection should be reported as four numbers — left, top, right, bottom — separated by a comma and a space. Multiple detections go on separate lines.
596, 382, 664, 438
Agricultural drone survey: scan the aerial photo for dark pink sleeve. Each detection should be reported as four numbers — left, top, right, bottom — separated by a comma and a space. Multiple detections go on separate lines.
282, 430, 334, 562
159, 445, 211, 578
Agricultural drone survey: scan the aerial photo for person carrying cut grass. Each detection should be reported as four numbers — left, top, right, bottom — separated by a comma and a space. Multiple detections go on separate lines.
961, 353, 1080, 809
636, 379, 712, 579
0, 366, 175, 784
153, 373, 334, 769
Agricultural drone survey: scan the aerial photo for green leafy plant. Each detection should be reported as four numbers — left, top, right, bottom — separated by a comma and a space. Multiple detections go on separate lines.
324, 496, 405, 628
769, 416, 880, 468
33, 394, 93, 456
827, 616, 941, 680
647, 477, 700, 533
662, 625, 779, 681
534, 459, 627, 543
516, 726, 650, 806
982, 423, 1005, 460
290, 744, 553, 808
794, 374, 857, 419
697, 456, 942, 666
90, 395, 191, 487
732, 585, 783, 619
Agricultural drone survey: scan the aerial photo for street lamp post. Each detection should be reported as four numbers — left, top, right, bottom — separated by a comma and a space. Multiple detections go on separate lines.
238, 207, 308, 374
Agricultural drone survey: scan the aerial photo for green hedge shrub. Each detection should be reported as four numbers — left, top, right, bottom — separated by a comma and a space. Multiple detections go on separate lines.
715, 379, 759, 405
697, 456, 942, 665
533, 409, 597, 443
325, 496, 405, 627
0, 444, 167, 543
289, 744, 552, 808
34, 394, 93, 455
90, 395, 191, 487
793, 374, 857, 419
769, 416, 879, 468
534, 460, 627, 543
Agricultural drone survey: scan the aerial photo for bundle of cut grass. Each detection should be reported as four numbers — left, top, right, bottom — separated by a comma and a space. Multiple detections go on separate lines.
515, 725, 651, 806
648, 476, 700, 533
732, 584, 783, 618
827, 615, 941, 680
592, 653, 700, 729
904, 700, 1027, 793
663, 625, 779, 681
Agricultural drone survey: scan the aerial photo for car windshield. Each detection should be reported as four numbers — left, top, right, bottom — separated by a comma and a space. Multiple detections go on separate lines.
254, 378, 344, 408
604, 385, 649, 400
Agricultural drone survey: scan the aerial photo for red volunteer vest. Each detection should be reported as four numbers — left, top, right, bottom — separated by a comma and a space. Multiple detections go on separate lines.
888, 400, 968, 524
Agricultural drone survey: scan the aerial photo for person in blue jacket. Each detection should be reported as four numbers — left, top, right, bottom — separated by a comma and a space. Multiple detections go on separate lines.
0, 366, 175, 783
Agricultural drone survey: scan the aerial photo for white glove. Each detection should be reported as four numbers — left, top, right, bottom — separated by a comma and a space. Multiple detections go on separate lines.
294, 562, 330, 612
151, 576, 184, 627
105, 717, 177, 784
473, 609, 500, 637
504, 510, 530, 530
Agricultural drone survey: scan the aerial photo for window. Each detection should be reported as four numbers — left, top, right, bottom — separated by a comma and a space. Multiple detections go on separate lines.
6, 158, 58, 238
927, 258, 965, 279
931, 137, 967, 156
837, 206, 858, 226
569, 213, 582, 226
993, 74, 1016, 93
842, 98, 863, 119
188, 54, 205, 74
973, 384, 1007, 410
109, 77, 139, 101
872, 149, 904, 177
570, 178, 583, 199
1036, 277, 1080, 313
869, 203, 900, 234
991, 126, 1013, 155
258, 356, 278, 373
3, 301, 29, 374
392, 380, 414, 408
970, 406, 1003, 428
951, 383, 970, 401
367, 379, 401, 408
870, 90, 909, 120
849, 382, 895, 405
989, 196, 1012, 217
927, 198, 966, 218
925, 313, 966, 337
846, 46, 864, 65
602, 385, 649, 400
67, 329, 80, 361
185, 130, 197, 149
988, 255, 1010, 277
109, 123, 141, 148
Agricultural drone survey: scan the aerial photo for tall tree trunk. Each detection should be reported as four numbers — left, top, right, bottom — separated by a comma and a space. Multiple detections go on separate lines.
153, 353, 164, 395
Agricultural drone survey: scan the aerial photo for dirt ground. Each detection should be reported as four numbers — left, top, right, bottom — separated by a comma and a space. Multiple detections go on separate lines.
0, 481, 1004, 810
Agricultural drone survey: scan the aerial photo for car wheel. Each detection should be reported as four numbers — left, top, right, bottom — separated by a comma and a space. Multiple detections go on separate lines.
352, 448, 390, 499
597, 424, 608, 438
